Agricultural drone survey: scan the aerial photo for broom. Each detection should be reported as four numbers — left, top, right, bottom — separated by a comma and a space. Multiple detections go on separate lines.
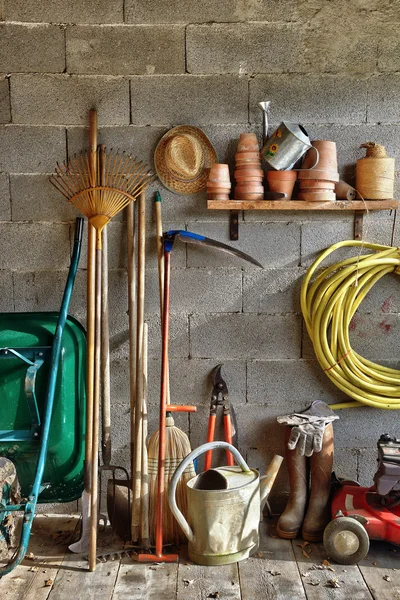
147, 191, 195, 545
50, 129, 154, 570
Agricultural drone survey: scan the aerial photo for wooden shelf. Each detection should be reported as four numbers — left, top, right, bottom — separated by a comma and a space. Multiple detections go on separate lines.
207, 199, 398, 211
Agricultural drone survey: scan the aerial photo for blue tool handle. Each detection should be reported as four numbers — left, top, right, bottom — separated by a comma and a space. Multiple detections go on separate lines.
74, 216, 84, 243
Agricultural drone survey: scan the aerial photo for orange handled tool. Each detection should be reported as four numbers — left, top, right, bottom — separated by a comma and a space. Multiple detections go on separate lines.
204, 364, 237, 471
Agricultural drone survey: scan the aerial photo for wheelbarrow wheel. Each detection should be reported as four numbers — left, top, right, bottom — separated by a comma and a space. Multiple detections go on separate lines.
323, 516, 370, 565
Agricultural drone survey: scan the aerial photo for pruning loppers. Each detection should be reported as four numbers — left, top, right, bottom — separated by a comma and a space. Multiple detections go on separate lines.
204, 364, 238, 471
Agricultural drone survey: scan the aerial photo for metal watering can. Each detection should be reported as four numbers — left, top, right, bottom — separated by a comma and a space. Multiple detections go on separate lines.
169, 441, 283, 566
262, 122, 319, 171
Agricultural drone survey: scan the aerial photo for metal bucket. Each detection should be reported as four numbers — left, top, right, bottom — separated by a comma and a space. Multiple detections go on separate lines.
262, 122, 319, 171
169, 442, 260, 566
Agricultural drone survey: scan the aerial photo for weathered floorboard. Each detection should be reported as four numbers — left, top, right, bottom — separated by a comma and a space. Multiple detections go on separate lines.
177, 562, 240, 600
0, 514, 78, 600
239, 523, 306, 600
358, 541, 400, 600
113, 559, 178, 600
292, 537, 373, 600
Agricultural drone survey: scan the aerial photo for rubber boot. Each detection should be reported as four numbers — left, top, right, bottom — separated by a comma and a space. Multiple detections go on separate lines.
277, 427, 308, 539
302, 423, 334, 542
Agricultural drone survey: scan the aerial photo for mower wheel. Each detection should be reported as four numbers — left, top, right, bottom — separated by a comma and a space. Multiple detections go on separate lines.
323, 517, 370, 565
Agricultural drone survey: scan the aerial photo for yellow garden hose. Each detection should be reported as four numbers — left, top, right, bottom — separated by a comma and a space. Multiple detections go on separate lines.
301, 240, 400, 410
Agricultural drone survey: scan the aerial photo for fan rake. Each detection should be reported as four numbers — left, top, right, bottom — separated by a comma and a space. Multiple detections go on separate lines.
50, 147, 154, 246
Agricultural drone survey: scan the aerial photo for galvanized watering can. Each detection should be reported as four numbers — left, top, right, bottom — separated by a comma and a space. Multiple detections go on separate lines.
169, 441, 283, 566
262, 122, 319, 171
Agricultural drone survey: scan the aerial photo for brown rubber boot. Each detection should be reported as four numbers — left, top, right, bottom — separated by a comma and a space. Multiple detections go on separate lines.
302, 423, 334, 542
277, 427, 308, 539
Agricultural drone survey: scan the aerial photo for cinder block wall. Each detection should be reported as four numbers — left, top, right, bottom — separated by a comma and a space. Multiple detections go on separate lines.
1, 1, 400, 512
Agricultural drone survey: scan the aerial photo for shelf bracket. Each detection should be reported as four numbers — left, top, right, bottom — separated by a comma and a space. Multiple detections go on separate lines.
230, 210, 239, 241
354, 210, 364, 240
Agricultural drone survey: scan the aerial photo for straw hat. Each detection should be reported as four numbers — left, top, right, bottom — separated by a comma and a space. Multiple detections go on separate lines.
154, 125, 218, 195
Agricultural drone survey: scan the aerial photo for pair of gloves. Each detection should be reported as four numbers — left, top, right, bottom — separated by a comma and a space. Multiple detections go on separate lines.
277, 400, 339, 457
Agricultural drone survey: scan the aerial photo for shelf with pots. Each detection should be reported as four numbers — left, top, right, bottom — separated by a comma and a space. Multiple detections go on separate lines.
206, 128, 397, 240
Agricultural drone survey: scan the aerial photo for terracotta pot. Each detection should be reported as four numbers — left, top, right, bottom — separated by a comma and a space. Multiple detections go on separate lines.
206, 185, 231, 195
266, 170, 297, 200
298, 169, 340, 182
235, 183, 264, 193
234, 167, 264, 178
235, 176, 264, 184
237, 133, 260, 153
235, 151, 261, 160
302, 140, 338, 172
207, 163, 231, 184
207, 193, 230, 201
298, 190, 336, 202
235, 191, 264, 200
299, 179, 336, 190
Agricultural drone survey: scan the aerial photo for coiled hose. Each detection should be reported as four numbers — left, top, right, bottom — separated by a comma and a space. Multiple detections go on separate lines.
301, 240, 400, 410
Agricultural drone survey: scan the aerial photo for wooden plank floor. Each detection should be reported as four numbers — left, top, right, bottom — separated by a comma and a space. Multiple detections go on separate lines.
0, 515, 398, 599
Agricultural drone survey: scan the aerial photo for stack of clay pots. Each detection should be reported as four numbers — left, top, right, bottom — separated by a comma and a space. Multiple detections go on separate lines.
298, 140, 339, 202
234, 133, 264, 201
206, 163, 231, 201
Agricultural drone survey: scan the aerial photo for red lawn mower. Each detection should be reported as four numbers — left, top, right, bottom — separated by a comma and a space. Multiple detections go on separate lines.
324, 434, 400, 565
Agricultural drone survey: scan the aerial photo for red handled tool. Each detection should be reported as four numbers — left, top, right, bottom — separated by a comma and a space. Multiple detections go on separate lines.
204, 364, 238, 471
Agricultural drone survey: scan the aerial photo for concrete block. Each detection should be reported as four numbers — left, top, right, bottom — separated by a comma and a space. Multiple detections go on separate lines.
146, 313, 189, 359
0, 24, 65, 73
146, 358, 246, 409
378, 33, 400, 72
300, 219, 355, 267
11, 74, 130, 126
235, 404, 286, 449
250, 74, 367, 126
347, 313, 400, 362
145, 267, 242, 314
190, 313, 301, 359
334, 407, 400, 449
66, 25, 185, 75
334, 448, 359, 481
358, 448, 377, 487
247, 359, 347, 408
11, 174, 77, 222
367, 74, 400, 123
125, 0, 297, 24
304, 31, 377, 74
243, 268, 303, 314
0, 75, 10, 123
130, 75, 248, 126
187, 23, 304, 74
4, 0, 124, 23
0, 223, 70, 269
0, 270, 13, 310
0, 173, 10, 220
186, 222, 300, 270
67, 125, 166, 170
0, 126, 66, 173
358, 272, 400, 315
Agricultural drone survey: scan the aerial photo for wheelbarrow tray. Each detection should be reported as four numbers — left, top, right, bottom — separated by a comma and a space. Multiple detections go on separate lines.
0, 312, 86, 503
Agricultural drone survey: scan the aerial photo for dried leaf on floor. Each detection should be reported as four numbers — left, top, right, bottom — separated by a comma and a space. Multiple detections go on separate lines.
183, 579, 194, 586
26, 552, 35, 561
267, 570, 281, 576
302, 572, 310, 578
308, 580, 320, 586
383, 575, 391, 582
29, 566, 39, 572
372, 561, 377, 566
255, 552, 263, 558
327, 578, 340, 588
208, 593, 220, 599
44, 579, 53, 587
302, 549, 310, 559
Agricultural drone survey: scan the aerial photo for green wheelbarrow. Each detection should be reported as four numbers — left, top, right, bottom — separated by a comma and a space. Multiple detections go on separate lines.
0, 217, 86, 576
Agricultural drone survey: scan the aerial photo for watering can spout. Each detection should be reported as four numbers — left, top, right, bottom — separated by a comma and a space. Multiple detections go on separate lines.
260, 455, 284, 516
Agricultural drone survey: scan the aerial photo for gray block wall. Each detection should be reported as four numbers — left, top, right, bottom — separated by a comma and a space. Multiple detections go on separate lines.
1, 1, 400, 514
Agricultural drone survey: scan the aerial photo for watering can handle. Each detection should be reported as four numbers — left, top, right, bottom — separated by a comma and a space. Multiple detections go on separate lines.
168, 441, 251, 543
294, 146, 320, 171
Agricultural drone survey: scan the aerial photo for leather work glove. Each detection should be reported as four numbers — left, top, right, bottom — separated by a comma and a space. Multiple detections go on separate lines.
277, 400, 339, 457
